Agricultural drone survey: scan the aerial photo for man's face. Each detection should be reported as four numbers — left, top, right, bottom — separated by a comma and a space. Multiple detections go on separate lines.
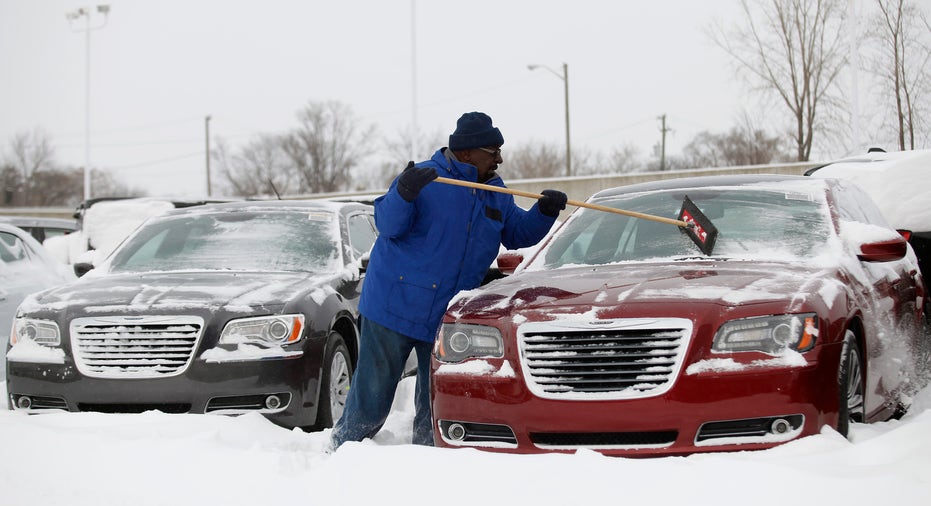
461, 146, 502, 183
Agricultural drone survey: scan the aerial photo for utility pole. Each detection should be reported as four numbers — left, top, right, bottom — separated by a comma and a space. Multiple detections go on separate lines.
561, 62, 571, 178
528, 62, 572, 177
410, 0, 419, 160
205, 115, 212, 197
658, 114, 670, 171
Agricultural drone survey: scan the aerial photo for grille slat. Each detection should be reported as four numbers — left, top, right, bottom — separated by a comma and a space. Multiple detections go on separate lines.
71, 316, 204, 379
519, 319, 691, 399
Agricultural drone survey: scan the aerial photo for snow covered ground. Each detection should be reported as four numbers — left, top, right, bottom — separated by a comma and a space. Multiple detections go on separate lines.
4, 164, 931, 504
2, 377, 930, 506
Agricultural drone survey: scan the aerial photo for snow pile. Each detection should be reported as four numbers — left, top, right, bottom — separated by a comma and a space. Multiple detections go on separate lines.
44, 199, 176, 265
1, 378, 930, 506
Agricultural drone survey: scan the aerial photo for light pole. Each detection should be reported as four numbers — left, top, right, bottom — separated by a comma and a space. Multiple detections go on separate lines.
528, 62, 571, 177
66, 5, 110, 201
205, 115, 212, 197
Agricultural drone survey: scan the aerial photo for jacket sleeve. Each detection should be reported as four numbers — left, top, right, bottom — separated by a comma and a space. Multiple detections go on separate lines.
500, 199, 557, 250
373, 179, 418, 238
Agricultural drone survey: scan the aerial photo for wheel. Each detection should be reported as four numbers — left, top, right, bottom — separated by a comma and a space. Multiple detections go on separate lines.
314, 331, 353, 430
837, 330, 865, 437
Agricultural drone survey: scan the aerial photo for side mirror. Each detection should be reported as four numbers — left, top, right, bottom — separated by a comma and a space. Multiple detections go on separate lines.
359, 252, 370, 273
496, 251, 525, 276
73, 262, 94, 277
858, 237, 908, 262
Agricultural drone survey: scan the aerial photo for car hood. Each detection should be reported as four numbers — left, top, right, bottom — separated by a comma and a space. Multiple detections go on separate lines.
449, 260, 836, 317
22, 270, 334, 314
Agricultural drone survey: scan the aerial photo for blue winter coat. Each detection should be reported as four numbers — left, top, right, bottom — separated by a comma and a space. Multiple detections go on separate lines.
359, 148, 557, 342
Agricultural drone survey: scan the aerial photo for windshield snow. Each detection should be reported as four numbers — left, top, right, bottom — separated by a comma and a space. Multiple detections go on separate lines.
107, 210, 341, 274
532, 185, 832, 269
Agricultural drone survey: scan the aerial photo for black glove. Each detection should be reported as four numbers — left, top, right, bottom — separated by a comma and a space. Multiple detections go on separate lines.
538, 189, 567, 217
396, 161, 438, 202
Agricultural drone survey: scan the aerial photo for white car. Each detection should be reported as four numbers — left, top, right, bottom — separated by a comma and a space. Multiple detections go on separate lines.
806, 148, 931, 284
0, 223, 75, 378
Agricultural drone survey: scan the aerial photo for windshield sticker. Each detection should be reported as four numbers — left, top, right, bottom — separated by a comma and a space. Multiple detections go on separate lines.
307, 212, 334, 222
783, 192, 815, 201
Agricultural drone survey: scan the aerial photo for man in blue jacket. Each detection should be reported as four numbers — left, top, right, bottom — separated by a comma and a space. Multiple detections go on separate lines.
329, 111, 567, 449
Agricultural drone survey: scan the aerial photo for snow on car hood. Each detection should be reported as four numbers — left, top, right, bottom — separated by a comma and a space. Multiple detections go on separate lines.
18, 270, 340, 315
448, 259, 839, 318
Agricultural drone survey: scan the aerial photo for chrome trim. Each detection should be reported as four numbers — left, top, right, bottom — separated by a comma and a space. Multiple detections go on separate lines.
205, 393, 292, 415
695, 414, 805, 446
518, 318, 692, 401
70, 315, 204, 379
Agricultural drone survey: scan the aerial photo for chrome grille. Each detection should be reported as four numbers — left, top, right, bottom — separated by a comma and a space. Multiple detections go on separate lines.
518, 318, 691, 400
70, 316, 204, 379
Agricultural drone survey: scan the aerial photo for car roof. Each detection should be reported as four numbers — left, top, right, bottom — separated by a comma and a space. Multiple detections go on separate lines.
591, 174, 815, 199
0, 222, 53, 254
0, 222, 32, 236
803, 149, 931, 231
804, 148, 931, 176
0, 216, 77, 229
158, 199, 373, 217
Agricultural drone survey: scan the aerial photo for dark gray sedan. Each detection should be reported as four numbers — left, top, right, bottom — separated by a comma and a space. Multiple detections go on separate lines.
6, 200, 377, 430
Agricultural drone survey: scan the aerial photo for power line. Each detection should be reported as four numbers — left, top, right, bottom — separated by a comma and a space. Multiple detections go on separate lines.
50, 117, 205, 140
57, 138, 203, 149
106, 151, 202, 171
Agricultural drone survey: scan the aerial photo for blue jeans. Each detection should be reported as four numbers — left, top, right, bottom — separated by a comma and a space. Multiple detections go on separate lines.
330, 316, 435, 447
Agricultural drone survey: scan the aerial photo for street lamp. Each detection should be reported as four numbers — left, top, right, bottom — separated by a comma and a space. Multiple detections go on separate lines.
528, 62, 571, 177
66, 5, 111, 201
205, 115, 212, 197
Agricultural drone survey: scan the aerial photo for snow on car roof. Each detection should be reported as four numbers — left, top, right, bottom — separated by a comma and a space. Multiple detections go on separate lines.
808, 149, 931, 231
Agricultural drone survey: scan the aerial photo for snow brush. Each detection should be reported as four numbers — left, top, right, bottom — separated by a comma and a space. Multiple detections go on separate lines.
433, 177, 719, 256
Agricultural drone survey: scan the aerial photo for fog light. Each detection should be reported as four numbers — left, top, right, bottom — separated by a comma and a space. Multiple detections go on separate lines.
447, 423, 467, 441
16, 396, 32, 409
771, 418, 791, 434
265, 395, 281, 410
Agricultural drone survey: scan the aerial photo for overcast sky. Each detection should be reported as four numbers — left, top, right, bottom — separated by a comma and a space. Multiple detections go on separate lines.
1, 0, 830, 197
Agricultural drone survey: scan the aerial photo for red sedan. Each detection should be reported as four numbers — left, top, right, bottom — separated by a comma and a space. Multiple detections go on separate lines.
431, 175, 927, 456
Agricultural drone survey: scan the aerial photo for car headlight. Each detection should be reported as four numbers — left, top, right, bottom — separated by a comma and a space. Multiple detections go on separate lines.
11, 318, 61, 347
435, 323, 504, 363
712, 313, 817, 354
218, 314, 305, 346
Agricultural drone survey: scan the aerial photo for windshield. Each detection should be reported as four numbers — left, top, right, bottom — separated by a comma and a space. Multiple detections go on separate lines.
108, 210, 342, 273
532, 186, 832, 269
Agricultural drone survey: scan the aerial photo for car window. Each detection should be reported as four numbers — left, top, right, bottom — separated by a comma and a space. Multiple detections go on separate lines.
829, 179, 891, 227
536, 187, 831, 268
0, 231, 31, 265
108, 211, 342, 273
347, 213, 377, 259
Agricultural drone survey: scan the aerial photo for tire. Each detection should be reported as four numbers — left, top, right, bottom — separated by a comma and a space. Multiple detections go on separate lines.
837, 330, 865, 437
314, 332, 353, 430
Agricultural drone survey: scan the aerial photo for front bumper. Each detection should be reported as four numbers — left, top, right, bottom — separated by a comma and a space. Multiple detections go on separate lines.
6, 349, 325, 429
432, 348, 840, 457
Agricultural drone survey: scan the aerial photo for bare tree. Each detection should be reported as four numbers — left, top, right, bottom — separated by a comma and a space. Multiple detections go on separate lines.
711, 0, 848, 161
30, 168, 83, 207
89, 169, 145, 200
282, 100, 376, 194
505, 141, 563, 179
600, 144, 643, 174
1, 164, 21, 206
681, 113, 788, 167
4, 128, 57, 205
867, 0, 931, 150
214, 135, 296, 198
365, 126, 445, 191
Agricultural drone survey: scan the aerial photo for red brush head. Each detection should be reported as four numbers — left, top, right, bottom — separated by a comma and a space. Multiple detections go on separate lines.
678, 196, 718, 256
